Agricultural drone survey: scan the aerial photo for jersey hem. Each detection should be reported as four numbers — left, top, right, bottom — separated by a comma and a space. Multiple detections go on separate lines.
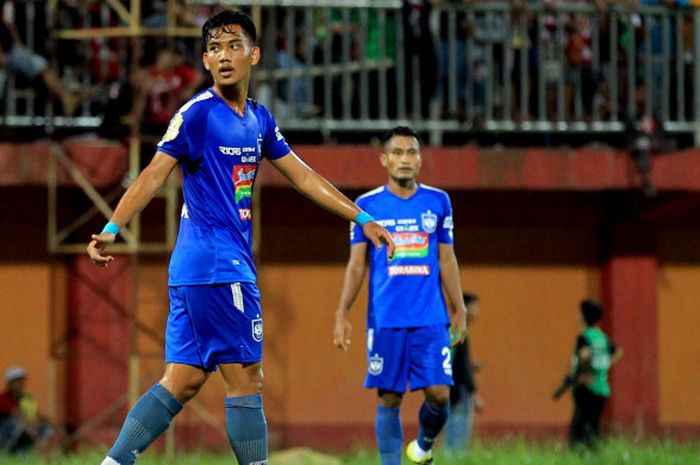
168, 277, 257, 287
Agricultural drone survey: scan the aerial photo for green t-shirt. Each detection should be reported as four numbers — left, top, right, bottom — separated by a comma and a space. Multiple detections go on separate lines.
574, 327, 614, 398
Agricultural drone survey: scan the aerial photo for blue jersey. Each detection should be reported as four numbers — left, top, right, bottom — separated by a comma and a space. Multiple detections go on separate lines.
351, 184, 454, 329
158, 89, 291, 286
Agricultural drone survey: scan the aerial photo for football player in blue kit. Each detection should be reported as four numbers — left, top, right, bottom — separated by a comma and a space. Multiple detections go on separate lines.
86, 9, 394, 465
334, 126, 467, 465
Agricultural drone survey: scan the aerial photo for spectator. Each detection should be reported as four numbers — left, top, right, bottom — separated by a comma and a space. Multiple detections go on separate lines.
402, 0, 439, 119
553, 300, 623, 450
0, 366, 53, 454
0, 0, 80, 115
564, 12, 596, 121
130, 44, 203, 165
436, 1, 472, 120
443, 293, 484, 453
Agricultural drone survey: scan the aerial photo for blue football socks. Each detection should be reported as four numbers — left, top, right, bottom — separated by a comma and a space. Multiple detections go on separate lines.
105, 383, 183, 465
376, 405, 403, 465
225, 394, 268, 465
417, 400, 449, 452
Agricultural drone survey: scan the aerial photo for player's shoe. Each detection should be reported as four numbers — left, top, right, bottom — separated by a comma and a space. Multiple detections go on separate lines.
406, 439, 433, 464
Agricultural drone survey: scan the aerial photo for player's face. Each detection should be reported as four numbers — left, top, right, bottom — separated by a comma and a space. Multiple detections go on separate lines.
202, 25, 260, 87
380, 135, 422, 182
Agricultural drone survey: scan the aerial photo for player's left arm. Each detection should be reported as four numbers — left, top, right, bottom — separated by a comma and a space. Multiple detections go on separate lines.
439, 242, 467, 345
270, 151, 395, 259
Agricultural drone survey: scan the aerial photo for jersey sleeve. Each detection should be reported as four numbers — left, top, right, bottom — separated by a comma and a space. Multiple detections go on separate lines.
260, 107, 291, 160
576, 335, 590, 350
157, 111, 190, 161
438, 192, 454, 244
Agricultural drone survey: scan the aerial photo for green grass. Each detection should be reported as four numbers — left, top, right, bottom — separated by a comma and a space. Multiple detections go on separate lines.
1, 438, 700, 465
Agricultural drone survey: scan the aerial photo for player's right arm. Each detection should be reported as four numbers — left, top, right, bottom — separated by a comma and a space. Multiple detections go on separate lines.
87, 152, 178, 267
333, 242, 369, 352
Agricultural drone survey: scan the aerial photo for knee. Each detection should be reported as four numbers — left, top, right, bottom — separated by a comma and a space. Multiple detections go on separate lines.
246, 367, 264, 394
159, 375, 207, 404
378, 390, 403, 409
425, 390, 450, 410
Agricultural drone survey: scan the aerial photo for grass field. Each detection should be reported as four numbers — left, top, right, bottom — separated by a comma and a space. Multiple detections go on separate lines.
2, 438, 700, 465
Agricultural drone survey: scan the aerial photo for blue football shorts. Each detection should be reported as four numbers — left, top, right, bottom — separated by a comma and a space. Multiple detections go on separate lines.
364, 324, 454, 393
166, 282, 263, 370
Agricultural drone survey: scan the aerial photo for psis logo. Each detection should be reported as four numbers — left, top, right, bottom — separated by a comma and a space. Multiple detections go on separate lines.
252, 318, 263, 342
421, 210, 438, 233
368, 354, 383, 376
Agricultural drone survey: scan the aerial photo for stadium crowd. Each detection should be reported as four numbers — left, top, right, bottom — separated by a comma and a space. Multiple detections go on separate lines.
1, 0, 698, 145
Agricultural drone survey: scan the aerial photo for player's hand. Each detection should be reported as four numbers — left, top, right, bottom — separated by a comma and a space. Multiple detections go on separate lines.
552, 385, 566, 401
87, 232, 116, 267
333, 312, 352, 352
450, 309, 468, 346
473, 392, 485, 412
362, 222, 395, 262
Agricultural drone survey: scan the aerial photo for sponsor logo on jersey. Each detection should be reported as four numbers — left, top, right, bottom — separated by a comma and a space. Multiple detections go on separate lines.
392, 232, 429, 258
368, 354, 384, 376
421, 210, 438, 233
239, 208, 252, 220
220, 146, 242, 156
367, 328, 374, 351
252, 318, 263, 342
388, 265, 431, 276
181, 203, 189, 219
233, 165, 257, 202
158, 113, 183, 145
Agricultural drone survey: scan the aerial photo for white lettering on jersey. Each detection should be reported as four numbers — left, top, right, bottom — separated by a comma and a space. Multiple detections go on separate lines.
388, 265, 430, 276
239, 208, 252, 220
181, 203, 189, 219
220, 146, 257, 160
219, 146, 242, 156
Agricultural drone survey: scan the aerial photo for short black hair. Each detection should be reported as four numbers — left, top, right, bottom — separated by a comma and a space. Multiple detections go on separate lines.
463, 293, 479, 305
380, 126, 421, 148
580, 299, 604, 326
202, 9, 257, 47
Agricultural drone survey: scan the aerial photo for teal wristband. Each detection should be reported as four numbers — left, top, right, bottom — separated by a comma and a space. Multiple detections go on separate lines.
101, 221, 119, 235
354, 211, 374, 226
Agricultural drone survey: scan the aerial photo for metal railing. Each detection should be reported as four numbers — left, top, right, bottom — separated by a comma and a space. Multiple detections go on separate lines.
2, 1, 700, 144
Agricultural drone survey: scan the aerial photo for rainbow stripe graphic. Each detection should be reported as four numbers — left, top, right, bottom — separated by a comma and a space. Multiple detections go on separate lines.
233, 165, 256, 202
392, 232, 429, 258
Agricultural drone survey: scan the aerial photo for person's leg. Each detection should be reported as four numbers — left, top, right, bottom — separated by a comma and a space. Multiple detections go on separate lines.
406, 324, 452, 462
568, 386, 588, 450
443, 386, 468, 452
415, 385, 450, 452
376, 390, 404, 465
218, 362, 268, 465
588, 394, 607, 448
0, 416, 25, 452
365, 327, 410, 465
101, 363, 208, 465
463, 392, 476, 451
